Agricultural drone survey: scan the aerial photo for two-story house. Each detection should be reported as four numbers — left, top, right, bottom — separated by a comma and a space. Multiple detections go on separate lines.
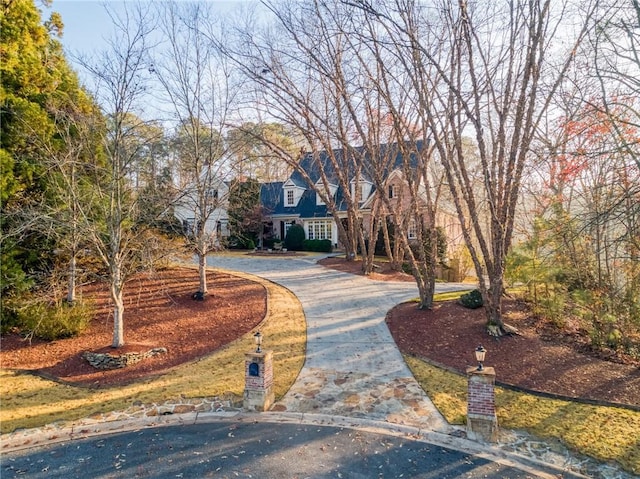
259, 144, 463, 255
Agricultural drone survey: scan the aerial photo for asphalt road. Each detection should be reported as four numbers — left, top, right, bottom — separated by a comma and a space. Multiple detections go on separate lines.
2, 421, 545, 479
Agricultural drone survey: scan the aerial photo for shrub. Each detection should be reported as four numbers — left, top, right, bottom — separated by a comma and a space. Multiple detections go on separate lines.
226, 235, 244, 249
459, 289, 483, 309
303, 239, 333, 252
227, 235, 257, 250
262, 238, 275, 249
0, 305, 19, 334
285, 224, 305, 251
535, 291, 567, 329
318, 239, 332, 252
17, 297, 94, 341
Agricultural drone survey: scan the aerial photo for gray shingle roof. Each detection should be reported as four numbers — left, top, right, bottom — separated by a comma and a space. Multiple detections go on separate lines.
260, 141, 424, 217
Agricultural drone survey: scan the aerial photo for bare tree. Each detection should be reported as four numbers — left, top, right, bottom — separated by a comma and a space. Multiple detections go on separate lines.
154, 2, 241, 296
219, 0, 452, 306
42, 103, 103, 304
224, 2, 429, 285
590, 0, 640, 286
345, 6, 450, 308
351, 0, 599, 333
223, 0, 383, 266
77, 5, 157, 348
226, 122, 296, 182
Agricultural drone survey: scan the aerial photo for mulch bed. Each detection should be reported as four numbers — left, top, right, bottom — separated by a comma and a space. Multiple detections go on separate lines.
386, 299, 640, 408
2, 258, 638, 409
0, 268, 266, 388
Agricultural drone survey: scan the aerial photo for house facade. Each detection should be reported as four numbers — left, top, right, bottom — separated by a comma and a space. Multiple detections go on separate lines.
259, 145, 464, 256
173, 179, 230, 247
260, 179, 340, 248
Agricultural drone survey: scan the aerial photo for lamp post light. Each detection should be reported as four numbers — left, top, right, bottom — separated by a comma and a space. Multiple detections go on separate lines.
475, 345, 486, 371
254, 331, 263, 353
467, 345, 498, 442
244, 331, 273, 411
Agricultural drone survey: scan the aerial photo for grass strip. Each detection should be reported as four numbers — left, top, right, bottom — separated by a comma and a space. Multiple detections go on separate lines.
405, 355, 640, 475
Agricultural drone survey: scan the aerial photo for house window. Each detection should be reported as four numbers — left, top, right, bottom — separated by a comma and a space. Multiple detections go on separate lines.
353, 182, 364, 203
408, 219, 418, 239
183, 218, 196, 236
285, 189, 295, 206
389, 184, 397, 199
207, 189, 219, 200
307, 220, 333, 240
284, 220, 296, 236
317, 184, 337, 206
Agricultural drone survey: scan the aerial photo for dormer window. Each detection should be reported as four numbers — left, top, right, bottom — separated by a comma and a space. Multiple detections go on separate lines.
282, 179, 305, 207
351, 177, 372, 204
315, 181, 338, 206
285, 189, 295, 206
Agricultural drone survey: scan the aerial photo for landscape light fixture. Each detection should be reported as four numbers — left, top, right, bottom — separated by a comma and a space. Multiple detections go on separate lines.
254, 331, 263, 353
475, 345, 486, 371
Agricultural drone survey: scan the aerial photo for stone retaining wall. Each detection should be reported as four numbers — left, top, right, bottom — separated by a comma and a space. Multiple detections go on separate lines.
83, 347, 167, 370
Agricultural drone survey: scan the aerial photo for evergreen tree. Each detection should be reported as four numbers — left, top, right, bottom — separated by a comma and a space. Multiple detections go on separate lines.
1, 0, 97, 324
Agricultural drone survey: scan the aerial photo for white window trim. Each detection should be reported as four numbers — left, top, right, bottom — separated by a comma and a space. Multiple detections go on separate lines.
315, 181, 337, 206
306, 219, 333, 241
408, 219, 418, 240
285, 189, 295, 206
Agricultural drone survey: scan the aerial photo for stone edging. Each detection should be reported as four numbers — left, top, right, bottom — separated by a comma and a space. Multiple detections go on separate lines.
83, 348, 168, 370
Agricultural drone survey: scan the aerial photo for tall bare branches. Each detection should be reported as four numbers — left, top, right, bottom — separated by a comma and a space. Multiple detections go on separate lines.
347, 0, 598, 330
76, 4, 156, 347
154, 2, 242, 295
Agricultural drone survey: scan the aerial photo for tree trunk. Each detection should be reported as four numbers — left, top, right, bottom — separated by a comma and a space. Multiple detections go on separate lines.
341, 216, 359, 261
362, 211, 379, 275
403, 241, 436, 310
415, 228, 438, 310
67, 254, 76, 303
111, 279, 125, 348
198, 252, 208, 294
483, 265, 506, 336
381, 219, 398, 270
355, 213, 372, 271
415, 269, 435, 310
393, 235, 404, 269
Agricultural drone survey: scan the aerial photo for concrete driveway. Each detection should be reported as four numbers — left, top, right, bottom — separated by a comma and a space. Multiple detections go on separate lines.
209, 254, 470, 431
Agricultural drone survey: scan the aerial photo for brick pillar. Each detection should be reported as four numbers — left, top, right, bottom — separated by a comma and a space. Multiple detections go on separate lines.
466, 366, 498, 442
243, 350, 274, 412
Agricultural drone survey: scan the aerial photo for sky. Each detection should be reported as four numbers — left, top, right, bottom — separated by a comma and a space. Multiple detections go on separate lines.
39, 0, 257, 122
41, 0, 252, 59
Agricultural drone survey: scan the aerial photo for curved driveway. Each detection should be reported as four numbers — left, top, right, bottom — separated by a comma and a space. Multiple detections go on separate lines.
3, 254, 597, 479
209, 254, 471, 432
